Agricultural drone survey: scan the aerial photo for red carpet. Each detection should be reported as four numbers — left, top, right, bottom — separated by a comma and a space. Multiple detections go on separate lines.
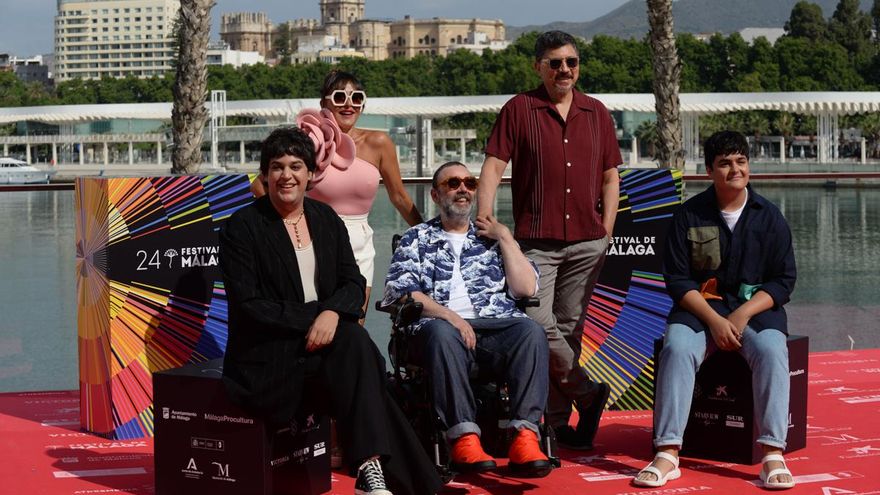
2, 349, 879, 494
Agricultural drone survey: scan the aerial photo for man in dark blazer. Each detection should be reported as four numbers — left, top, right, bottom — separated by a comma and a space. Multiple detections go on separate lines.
220, 127, 441, 495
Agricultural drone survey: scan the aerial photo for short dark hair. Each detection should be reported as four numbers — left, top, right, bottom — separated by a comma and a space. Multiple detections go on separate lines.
259, 127, 316, 176
535, 30, 578, 61
703, 130, 749, 170
320, 70, 364, 99
431, 161, 469, 189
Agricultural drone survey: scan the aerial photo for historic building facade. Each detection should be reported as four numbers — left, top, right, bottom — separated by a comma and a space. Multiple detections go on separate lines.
220, 0, 507, 64
219, 12, 273, 55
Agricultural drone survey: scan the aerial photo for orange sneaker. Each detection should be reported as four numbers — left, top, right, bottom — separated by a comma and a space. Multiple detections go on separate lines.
508, 428, 552, 478
450, 433, 496, 473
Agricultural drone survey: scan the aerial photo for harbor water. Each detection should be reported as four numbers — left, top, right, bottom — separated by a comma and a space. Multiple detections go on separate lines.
0, 183, 878, 393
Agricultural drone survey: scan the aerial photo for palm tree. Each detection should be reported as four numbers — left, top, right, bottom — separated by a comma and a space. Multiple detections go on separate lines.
860, 113, 880, 158
634, 120, 659, 160
646, 0, 685, 170
171, 0, 214, 174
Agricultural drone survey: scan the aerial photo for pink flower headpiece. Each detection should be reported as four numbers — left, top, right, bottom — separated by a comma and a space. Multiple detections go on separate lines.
295, 108, 356, 185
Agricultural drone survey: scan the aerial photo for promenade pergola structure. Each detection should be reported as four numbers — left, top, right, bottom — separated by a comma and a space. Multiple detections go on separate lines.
3, 92, 880, 167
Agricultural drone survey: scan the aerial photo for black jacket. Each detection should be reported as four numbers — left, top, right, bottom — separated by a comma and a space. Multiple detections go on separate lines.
219, 195, 365, 423
663, 185, 797, 334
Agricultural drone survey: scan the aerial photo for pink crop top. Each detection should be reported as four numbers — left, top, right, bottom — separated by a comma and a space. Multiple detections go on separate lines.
307, 156, 381, 216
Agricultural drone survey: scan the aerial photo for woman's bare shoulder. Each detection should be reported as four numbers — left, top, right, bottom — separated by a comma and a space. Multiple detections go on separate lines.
360, 129, 392, 147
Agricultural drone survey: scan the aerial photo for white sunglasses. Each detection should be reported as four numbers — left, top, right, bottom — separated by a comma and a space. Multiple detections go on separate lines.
324, 89, 366, 108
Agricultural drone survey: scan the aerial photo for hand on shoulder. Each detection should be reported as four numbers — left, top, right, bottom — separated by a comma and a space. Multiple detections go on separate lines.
475, 214, 512, 242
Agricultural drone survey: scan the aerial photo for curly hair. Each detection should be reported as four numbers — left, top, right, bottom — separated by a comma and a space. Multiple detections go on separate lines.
259, 127, 317, 176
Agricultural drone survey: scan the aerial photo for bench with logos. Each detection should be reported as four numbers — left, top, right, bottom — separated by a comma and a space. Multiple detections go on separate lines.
153, 359, 330, 495
653, 335, 808, 464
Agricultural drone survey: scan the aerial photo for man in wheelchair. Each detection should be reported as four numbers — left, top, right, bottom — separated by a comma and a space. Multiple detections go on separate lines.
381, 161, 552, 478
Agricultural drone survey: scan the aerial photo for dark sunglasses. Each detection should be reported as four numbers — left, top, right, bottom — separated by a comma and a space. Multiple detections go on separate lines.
543, 57, 579, 70
325, 89, 366, 108
439, 176, 479, 191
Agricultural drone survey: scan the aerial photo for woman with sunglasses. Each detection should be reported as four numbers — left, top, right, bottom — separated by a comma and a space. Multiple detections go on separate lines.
296, 70, 423, 324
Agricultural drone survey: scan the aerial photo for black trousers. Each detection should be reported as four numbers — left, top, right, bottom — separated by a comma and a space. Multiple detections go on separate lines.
311, 320, 442, 495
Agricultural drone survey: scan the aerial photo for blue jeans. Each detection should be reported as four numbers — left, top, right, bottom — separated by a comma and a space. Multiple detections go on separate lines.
654, 323, 790, 449
409, 317, 549, 441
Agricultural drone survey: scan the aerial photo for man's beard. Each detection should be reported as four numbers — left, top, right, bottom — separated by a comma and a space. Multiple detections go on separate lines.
441, 192, 473, 219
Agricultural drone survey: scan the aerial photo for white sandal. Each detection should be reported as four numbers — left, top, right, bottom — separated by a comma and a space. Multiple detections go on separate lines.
759, 454, 795, 489
632, 451, 681, 487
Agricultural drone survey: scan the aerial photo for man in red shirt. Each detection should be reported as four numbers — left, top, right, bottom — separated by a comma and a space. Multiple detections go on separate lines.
477, 30, 621, 450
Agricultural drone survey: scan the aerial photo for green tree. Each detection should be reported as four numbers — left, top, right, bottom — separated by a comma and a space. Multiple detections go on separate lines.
856, 112, 880, 157
633, 119, 659, 159
744, 112, 771, 137
435, 49, 484, 95
743, 37, 781, 91
829, 0, 873, 56
482, 44, 538, 93
0, 72, 52, 107
55, 78, 95, 105
704, 33, 751, 91
784, 1, 828, 40
676, 33, 713, 92
772, 112, 796, 139
581, 36, 652, 93
776, 37, 867, 90
273, 23, 293, 64
873, 0, 880, 43
511, 31, 540, 59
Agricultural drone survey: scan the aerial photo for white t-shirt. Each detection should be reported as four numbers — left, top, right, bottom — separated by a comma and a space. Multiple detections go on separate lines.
443, 231, 477, 319
721, 189, 748, 231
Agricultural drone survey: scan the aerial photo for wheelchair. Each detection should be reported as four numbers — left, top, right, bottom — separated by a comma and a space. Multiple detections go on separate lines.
376, 237, 560, 483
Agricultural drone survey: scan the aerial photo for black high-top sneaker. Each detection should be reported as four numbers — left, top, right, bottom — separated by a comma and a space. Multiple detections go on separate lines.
355, 458, 393, 495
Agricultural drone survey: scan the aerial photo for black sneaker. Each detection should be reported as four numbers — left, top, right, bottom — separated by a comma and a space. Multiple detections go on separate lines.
355, 458, 393, 495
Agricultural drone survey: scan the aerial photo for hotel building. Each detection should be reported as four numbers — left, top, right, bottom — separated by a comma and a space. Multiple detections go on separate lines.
54, 0, 180, 81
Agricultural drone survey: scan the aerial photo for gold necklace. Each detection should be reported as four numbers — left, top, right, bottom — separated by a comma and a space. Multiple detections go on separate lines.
282, 210, 306, 248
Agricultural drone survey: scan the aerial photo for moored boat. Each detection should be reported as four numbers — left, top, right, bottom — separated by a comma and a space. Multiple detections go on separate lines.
0, 157, 53, 184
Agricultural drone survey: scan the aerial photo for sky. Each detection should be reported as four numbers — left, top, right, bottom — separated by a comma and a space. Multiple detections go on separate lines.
0, 0, 629, 57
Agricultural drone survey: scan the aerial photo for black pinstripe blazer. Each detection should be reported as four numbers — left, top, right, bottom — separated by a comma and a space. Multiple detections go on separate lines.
219, 195, 366, 423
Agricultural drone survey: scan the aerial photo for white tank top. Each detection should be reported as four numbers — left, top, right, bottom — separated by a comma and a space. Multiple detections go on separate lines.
295, 243, 318, 303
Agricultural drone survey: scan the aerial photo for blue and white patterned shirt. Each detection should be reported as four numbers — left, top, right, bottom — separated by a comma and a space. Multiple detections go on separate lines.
382, 217, 537, 332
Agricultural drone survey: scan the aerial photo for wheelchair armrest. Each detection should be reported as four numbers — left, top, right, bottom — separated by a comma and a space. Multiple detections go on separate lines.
376, 297, 424, 328
516, 297, 540, 310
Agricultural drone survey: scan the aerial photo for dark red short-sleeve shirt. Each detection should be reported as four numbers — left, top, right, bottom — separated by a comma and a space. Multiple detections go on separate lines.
485, 86, 622, 242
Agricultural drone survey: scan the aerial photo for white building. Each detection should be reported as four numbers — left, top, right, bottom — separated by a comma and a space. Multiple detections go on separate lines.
0, 54, 52, 85
0, 54, 45, 68
206, 42, 264, 68
54, 0, 180, 81
738, 28, 786, 45
453, 31, 510, 55
294, 34, 338, 54
289, 34, 367, 65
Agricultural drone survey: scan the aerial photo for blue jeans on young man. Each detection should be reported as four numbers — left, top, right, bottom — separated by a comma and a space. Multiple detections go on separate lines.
654, 323, 790, 449
409, 317, 549, 441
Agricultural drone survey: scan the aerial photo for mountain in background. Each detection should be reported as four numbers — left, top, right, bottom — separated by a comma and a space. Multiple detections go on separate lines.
507, 0, 872, 41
